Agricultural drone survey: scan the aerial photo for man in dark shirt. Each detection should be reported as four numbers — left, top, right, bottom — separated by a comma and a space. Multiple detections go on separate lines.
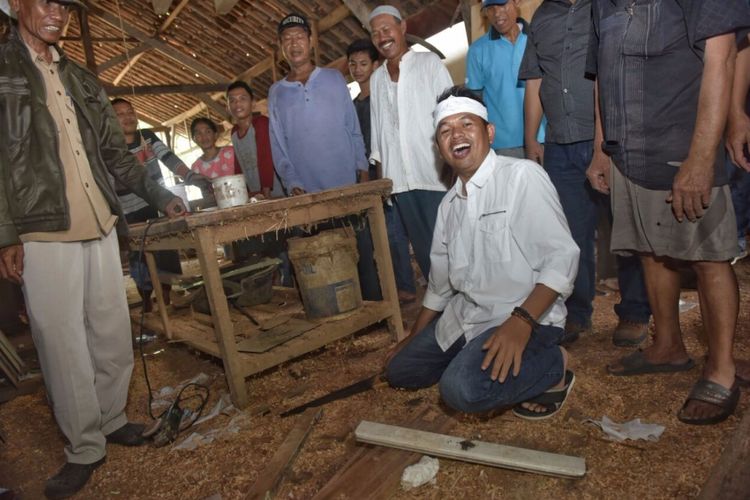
587, 0, 750, 425
520, 0, 651, 346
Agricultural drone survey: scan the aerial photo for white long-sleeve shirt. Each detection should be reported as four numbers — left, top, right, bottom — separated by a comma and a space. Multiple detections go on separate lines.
370, 50, 453, 194
423, 151, 579, 351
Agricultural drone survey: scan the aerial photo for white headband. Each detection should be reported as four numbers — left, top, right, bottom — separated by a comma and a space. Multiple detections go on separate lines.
433, 96, 489, 129
368, 5, 403, 23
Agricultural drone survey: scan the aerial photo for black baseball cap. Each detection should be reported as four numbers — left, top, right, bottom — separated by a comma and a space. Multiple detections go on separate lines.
278, 13, 310, 36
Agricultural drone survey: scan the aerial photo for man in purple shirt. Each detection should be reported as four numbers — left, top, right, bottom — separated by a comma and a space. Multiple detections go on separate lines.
268, 13, 379, 301
268, 14, 368, 194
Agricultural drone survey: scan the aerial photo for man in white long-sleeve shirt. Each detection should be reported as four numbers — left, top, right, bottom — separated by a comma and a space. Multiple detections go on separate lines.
369, 5, 453, 281
386, 87, 579, 418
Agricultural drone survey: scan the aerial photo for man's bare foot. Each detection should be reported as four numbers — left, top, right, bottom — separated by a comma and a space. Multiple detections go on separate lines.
519, 347, 568, 414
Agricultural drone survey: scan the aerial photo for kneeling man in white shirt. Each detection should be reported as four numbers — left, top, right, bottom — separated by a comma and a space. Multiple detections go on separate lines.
385, 86, 580, 419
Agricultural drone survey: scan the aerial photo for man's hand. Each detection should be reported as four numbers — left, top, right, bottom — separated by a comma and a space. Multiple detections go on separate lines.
358, 170, 370, 183
291, 187, 306, 196
164, 197, 188, 218
184, 171, 212, 189
0, 244, 24, 284
262, 187, 272, 199
586, 151, 611, 194
525, 140, 544, 165
667, 157, 713, 222
481, 317, 532, 382
727, 112, 750, 171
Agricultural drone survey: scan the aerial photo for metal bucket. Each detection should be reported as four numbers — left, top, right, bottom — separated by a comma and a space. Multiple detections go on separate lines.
212, 174, 248, 209
287, 228, 362, 320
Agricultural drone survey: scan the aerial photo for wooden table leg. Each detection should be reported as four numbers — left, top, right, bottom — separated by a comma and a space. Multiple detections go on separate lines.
144, 251, 171, 339
194, 228, 250, 409
367, 201, 405, 341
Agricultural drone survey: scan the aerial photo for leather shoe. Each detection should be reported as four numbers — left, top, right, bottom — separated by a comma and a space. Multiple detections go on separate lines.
560, 321, 591, 346
44, 458, 105, 499
612, 319, 649, 347
105, 422, 147, 446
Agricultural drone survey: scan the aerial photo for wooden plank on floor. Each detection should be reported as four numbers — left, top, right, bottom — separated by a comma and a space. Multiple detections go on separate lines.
698, 409, 750, 499
354, 421, 587, 478
313, 407, 454, 499
246, 407, 322, 500
0, 331, 26, 373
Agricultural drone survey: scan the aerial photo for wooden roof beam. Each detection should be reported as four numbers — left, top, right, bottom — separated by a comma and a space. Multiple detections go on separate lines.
104, 83, 231, 96
112, 0, 191, 85
78, 8, 97, 74
97, 43, 150, 74
89, 1, 225, 82
341, 0, 371, 31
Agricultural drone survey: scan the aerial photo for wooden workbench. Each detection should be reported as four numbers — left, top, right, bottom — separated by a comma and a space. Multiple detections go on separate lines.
129, 179, 404, 408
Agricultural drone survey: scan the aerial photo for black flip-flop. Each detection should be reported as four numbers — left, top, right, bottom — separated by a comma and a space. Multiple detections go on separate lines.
677, 379, 740, 426
512, 370, 575, 421
607, 349, 695, 376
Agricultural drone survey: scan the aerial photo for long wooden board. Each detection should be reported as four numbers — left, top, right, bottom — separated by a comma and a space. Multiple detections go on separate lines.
246, 408, 322, 500
314, 408, 455, 500
354, 421, 586, 478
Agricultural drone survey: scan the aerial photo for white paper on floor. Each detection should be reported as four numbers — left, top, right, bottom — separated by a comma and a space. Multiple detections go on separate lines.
171, 413, 252, 452
678, 298, 698, 314
585, 416, 665, 442
401, 456, 439, 490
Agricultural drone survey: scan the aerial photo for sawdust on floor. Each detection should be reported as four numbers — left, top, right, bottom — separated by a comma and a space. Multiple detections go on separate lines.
1, 262, 750, 499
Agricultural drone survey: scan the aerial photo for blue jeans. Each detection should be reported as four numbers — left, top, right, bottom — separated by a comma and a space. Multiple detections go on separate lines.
725, 158, 750, 252
385, 203, 416, 294
544, 142, 650, 325
386, 319, 565, 413
392, 190, 445, 281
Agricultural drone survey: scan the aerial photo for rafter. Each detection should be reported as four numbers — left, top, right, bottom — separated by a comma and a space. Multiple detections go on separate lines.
89, 1, 225, 83
112, 0, 191, 85
341, 0, 371, 31
104, 83, 231, 96
97, 43, 151, 74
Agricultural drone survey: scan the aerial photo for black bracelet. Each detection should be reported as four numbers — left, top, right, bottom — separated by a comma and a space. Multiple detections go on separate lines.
511, 306, 539, 329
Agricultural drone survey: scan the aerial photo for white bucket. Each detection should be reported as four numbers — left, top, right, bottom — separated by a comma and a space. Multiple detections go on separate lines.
167, 183, 191, 212
212, 174, 249, 209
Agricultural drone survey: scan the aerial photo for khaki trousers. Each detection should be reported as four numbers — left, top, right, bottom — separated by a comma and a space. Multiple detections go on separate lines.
22, 231, 133, 464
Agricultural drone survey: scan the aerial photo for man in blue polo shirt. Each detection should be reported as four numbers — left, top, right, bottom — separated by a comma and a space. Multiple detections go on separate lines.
465, 0, 543, 159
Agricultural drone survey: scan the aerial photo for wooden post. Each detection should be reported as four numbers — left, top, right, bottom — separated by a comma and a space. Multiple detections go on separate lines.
144, 251, 171, 339
366, 201, 405, 341
311, 18, 321, 67
78, 9, 98, 75
698, 410, 750, 499
270, 49, 278, 82
194, 228, 249, 408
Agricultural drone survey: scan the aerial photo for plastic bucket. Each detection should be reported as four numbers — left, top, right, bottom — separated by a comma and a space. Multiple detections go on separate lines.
167, 183, 191, 212
287, 229, 362, 320
212, 174, 248, 209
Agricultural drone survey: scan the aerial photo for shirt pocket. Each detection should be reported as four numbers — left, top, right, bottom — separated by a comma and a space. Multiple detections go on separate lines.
622, 2, 669, 57
478, 208, 511, 263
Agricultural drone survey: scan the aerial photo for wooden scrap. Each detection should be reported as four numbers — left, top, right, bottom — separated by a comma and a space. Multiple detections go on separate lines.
313, 407, 455, 499
237, 319, 317, 353
698, 409, 750, 500
354, 421, 587, 478
0, 330, 25, 374
245, 407, 322, 500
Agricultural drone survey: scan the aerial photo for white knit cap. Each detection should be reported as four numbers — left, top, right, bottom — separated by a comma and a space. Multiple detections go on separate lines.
368, 5, 403, 23
433, 96, 489, 129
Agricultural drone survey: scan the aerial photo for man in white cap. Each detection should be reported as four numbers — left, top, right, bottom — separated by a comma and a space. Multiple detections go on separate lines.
369, 5, 453, 283
386, 86, 579, 419
0, 0, 187, 497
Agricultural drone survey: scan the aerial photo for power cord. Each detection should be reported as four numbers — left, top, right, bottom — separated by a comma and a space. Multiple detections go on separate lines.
135, 218, 209, 445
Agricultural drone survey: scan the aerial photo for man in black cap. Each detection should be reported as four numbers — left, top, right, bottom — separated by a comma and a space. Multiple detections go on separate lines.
0, 1, 186, 496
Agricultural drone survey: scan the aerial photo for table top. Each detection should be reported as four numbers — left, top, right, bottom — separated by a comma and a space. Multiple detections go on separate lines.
129, 179, 392, 239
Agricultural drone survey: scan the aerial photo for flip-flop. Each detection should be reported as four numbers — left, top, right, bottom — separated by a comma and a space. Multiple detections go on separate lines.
607, 349, 695, 376
677, 379, 740, 426
512, 370, 575, 421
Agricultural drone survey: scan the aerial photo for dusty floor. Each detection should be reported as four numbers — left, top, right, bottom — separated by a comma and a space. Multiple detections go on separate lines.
1, 261, 749, 499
